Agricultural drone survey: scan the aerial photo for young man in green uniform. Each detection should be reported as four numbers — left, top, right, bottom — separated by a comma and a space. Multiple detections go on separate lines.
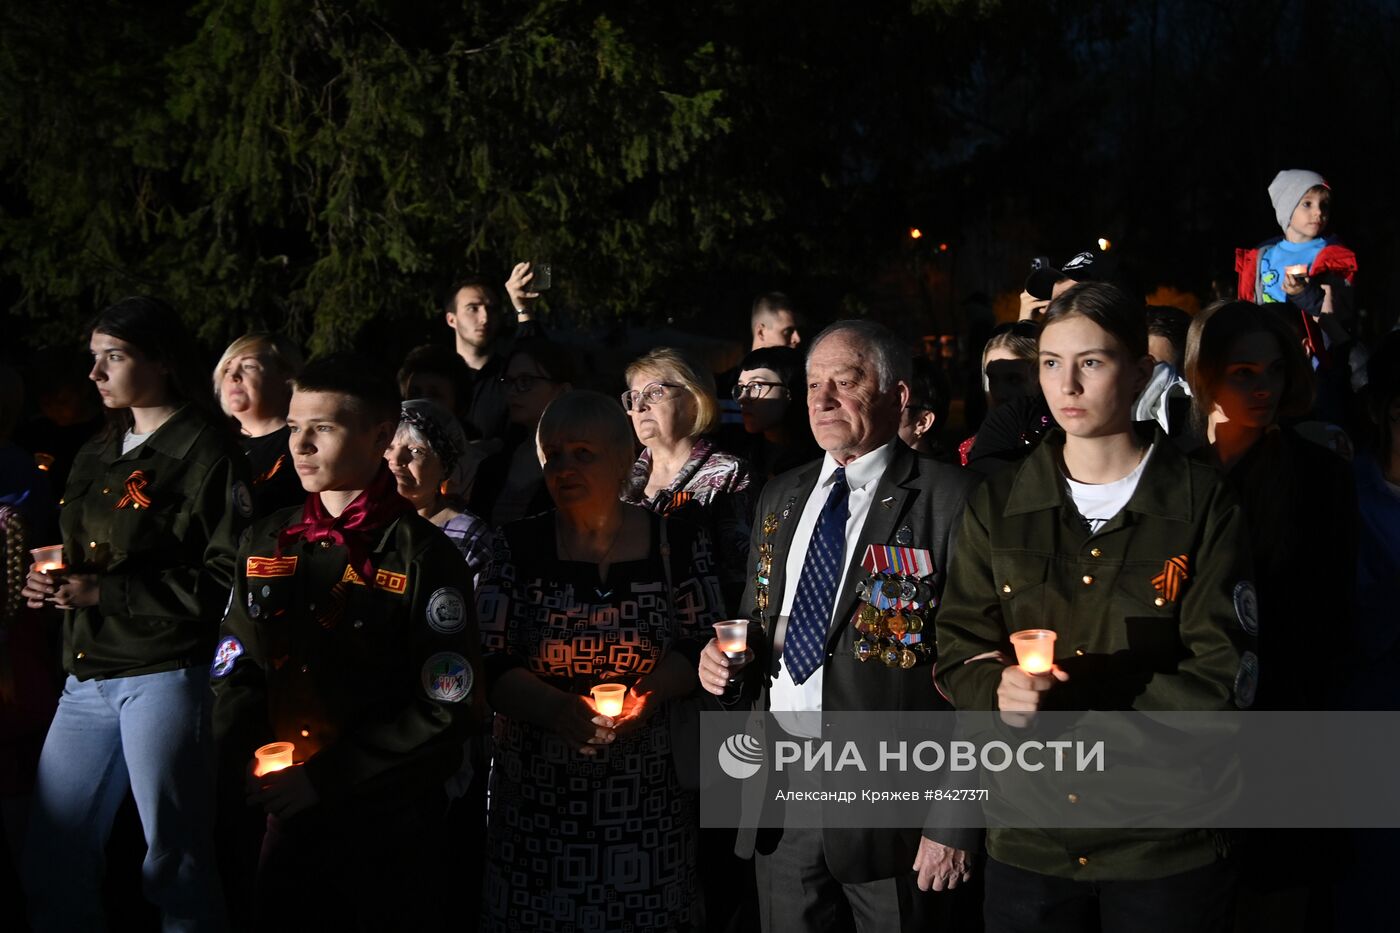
211, 355, 484, 928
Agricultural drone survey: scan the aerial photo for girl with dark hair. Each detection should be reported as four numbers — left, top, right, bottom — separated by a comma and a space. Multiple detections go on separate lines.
936, 282, 1253, 933
1185, 298, 1356, 933
732, 345, 820, 482
1185, 300, 1356, 710
19, 296, 250, 930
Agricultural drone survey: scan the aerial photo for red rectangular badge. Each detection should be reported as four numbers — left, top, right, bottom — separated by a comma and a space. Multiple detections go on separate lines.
340, 564, 408, 595
247, 556, 298, 578
375, 569, 409, 595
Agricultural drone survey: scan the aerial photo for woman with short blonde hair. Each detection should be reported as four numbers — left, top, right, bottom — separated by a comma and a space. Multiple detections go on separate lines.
620, 347, 754, 613
213, 332, 305, 517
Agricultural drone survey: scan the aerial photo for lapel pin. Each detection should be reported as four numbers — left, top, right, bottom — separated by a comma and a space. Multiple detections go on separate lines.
880, 496, 895, 510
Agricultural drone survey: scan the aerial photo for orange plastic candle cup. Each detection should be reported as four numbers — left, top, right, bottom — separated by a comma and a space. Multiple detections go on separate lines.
713, 620, 749, 658
29, 544, 64, 574
590, 683, 627, 718
253, 742, 295, 777
1010, 629, 1057, 675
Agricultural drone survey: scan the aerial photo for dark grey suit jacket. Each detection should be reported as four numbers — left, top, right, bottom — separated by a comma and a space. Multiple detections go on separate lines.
731, 440, 981, 882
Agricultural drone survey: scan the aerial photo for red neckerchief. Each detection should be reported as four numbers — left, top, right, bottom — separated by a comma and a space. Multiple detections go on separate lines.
276, 463, 411, 581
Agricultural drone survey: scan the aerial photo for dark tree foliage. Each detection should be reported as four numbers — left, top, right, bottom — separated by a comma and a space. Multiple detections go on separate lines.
1, 0, 1397, 354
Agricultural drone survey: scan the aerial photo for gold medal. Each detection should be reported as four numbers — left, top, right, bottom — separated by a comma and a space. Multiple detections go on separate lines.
905, 613, 923, 634
900, 647, 917, 669
858, 604, 881, 630
886, 613, 908, 639
762, 513, 779, 537
882, 644, 902, 668
854, 638, 876, 662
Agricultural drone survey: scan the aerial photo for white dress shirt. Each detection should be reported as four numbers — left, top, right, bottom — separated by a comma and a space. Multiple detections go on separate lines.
770, 440, 897, 736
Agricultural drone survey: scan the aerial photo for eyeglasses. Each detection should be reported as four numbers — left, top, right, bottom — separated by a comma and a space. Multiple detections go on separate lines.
620, 382, 682, 411
731, 381, 789, 401
499, 373, 559, 394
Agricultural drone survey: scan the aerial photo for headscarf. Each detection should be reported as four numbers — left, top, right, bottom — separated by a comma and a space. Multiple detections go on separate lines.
399, 398, 469, 488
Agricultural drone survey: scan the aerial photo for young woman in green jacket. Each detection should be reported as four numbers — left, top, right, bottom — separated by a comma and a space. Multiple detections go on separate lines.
20, 296, 250, 930
935, 282, 1256, 933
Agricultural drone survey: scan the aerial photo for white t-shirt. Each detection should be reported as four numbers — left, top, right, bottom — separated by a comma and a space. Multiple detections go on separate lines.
1063, 445, 1155, 533
122, 430, 152, 455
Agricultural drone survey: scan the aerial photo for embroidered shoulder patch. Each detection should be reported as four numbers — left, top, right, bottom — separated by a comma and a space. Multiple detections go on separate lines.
247, 556, 298, 578
1233, 581, 1259, 635
232, 481, 254, 519
421, 652, 472, 702
426, 587, 466, 634
210, 636, 244, 680
1234, 650, 1259, 709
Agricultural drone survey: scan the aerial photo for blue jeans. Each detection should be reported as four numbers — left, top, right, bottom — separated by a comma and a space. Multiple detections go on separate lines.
23, 669, 226, 932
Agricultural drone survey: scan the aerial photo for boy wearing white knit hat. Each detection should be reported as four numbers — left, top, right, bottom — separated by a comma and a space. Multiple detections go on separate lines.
1235, 169, 1358, 368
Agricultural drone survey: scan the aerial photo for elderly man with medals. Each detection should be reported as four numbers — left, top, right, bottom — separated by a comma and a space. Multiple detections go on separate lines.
699, 320, 981, 933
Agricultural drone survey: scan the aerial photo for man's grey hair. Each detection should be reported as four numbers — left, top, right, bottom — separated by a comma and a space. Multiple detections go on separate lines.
806, 320, 912, 393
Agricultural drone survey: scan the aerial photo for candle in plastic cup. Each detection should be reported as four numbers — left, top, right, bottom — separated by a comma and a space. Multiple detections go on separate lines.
254, 742, 295, 777
1285, 264, 1309, 278
1010, 629, 1057, 675
713, 620, 749, 657
30, 544, 64, 574
590, 684, 626, 718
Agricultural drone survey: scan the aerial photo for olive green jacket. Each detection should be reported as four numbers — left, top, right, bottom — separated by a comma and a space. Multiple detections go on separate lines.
211, 506, 486, 806
935, 429, 1255, 880
59, 405, 251, 679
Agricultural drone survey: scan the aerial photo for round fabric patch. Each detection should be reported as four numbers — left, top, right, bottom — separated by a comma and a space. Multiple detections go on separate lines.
232, 481, 254, 519
421, 652, 473, 703
1233, 581, 1259, 635
210, 636, 244, 680
1234, 650, 1259, 709
425, 587, 466, 635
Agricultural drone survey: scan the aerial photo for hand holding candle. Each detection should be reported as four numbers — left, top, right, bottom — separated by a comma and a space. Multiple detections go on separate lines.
590, 683, 627, 718
253, 741, 295, 777
1010, 629, 1057, 674
713, 620, 749, 658
29, 544, 64, 575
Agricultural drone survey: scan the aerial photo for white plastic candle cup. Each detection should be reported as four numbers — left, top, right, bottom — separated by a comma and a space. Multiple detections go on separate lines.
713, 620, 749, 658
254, 742, 295, 777
1010, 629, 1057, 675
590, 683, 627, 718
29, 544, 64, 574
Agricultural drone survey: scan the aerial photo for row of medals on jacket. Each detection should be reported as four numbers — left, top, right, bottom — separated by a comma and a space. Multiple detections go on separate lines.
755, 512, 933, 671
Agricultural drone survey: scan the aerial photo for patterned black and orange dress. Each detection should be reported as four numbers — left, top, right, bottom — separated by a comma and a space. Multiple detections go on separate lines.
476, 510, 722, 933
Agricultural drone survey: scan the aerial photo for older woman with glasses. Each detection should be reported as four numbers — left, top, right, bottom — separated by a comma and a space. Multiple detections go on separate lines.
468, 337, 574, 526
621, 347, 754, 614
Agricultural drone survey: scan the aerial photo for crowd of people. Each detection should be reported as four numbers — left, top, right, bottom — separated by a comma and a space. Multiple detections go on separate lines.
0, 168, 1396, 932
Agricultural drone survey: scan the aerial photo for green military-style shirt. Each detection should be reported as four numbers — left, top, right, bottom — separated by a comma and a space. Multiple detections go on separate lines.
935, 428, 1256, 881
58, 405, 252, 679
211, 506, 486, 805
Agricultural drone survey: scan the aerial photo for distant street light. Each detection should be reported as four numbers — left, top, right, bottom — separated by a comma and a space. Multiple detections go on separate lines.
1098, 237, 1112, 251
909, 227, 923, 240
938, 242, 949, 252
